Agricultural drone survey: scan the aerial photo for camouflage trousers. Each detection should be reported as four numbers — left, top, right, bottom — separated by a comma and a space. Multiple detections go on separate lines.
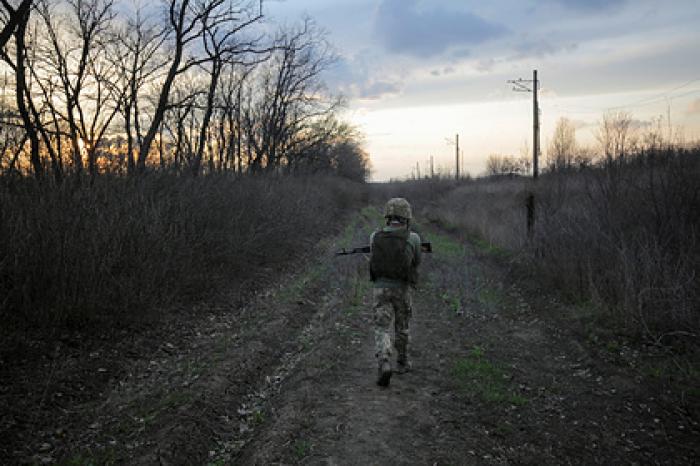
373, 287, 412, 363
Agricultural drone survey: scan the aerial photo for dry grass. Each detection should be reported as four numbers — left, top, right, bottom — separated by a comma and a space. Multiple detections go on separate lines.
387, 148, 700, 340
0, 173, 364, 329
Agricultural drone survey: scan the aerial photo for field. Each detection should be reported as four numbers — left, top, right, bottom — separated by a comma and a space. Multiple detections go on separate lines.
1, 161, 699, 463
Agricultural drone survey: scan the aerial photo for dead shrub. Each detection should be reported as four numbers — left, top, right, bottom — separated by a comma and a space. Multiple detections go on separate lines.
390, 148, 700, 339
0, 174, 364, 329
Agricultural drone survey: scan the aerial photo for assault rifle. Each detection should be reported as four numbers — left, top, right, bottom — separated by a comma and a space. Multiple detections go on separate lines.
335, 242, 433, 256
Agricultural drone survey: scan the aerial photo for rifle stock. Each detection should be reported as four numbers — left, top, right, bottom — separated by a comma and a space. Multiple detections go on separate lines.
335, 242, 432, 256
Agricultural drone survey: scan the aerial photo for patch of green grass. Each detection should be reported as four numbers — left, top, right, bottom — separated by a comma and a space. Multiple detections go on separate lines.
300, 333, 313, 350
642, 358, 700, 382
639, 357, 700, 401
643, 363, 666, 379
440, 291, 462, 314
132, 390, 194, 427
427, 231, 465, 259
358, 205, 385, 238
360, 205, 383, 221
206, 460, 227, 466
452, 346, 527, 406
292, 439, 311, 460
605, 339, 621, 353
469, 235, 509, 257
338, 216, 360, 248
478, 287, 504, 306
60, 449, 117, 466
252, 409, 265, 425
279, 264, 326, 303
346, 269, 370, 313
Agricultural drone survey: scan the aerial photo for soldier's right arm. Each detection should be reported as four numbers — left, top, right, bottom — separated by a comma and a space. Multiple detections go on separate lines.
410, 232, 422, 266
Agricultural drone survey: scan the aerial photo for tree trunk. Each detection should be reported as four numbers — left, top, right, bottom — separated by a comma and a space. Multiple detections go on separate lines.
13, 15, 42, 180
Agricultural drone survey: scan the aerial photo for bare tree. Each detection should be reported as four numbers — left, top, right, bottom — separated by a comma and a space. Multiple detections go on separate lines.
548, 117, 576, 170
135, 0, 262, 174
32, 0, 123, 178
211, 64, 252, 172
242, 19, 340, 172
1, 0, 44, 179
111, 6, 167, 174
189, 6, 264, 175
0, 0, 32, 51
0, 73, 27, 174
485, 154, 522, 176
596, 110, 636, 163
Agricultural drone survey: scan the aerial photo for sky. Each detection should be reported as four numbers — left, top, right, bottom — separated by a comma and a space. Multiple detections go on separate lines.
263, 0, 700, 180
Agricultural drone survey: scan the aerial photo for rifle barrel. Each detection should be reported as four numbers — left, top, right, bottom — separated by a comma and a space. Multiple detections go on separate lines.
335, 241, 433, 256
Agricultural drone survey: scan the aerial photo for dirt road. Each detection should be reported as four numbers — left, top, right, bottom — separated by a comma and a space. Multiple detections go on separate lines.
2, 206, 698, 464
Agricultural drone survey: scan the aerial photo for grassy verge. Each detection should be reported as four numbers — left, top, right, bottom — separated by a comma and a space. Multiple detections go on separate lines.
452, 346, 527, 406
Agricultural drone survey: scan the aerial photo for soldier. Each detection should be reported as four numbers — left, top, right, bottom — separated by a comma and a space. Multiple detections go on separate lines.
370, 198, 422, 387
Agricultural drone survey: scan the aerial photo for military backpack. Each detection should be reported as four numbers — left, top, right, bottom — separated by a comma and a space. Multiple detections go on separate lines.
370, 228, 417, 285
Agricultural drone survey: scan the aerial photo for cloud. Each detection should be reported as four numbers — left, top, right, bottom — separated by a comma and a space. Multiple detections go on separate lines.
430, 66, 457, 77
550, 0, 627, 12
475, 58, 496, 72
373, 0, 507, 58
686, 98, 700, 115
325, 53, 404, 100
510, 39, 578, 60
357, 80, 403, 100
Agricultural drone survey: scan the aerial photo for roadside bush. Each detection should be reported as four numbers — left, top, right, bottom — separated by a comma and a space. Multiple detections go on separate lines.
0, 174, 364, 328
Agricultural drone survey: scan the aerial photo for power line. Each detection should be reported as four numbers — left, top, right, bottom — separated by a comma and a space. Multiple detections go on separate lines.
606, 77, 700, 110
548, 79, 700, 114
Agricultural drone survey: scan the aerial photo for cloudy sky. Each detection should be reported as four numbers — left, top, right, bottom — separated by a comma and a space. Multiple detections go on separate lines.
264, 0, 700, 180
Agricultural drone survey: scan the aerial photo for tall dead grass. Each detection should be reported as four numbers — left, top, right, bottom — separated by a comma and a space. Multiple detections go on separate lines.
399, 149, 700, 339
0, 174, 364, 329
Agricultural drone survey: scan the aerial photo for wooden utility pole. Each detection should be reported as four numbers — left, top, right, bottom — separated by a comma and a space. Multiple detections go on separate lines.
430, 155, 434, 178
416, 161, 420, 179
508, 70, 540, 179
507, 69, 541, 237
455, 134, 460, 179
532, 69, 539, 179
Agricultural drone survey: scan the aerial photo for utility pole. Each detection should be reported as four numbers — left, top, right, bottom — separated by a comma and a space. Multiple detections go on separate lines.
666, 98, 672, 145
430, 156, 434, 178
508, 69, 540, 179
416, 161, 420, 179
508, 69, 540, 239
455, 134, 460, 180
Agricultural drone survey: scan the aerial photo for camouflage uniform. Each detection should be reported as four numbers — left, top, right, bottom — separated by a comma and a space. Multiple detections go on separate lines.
372, 284, 414, 364
370, 206, 422, 370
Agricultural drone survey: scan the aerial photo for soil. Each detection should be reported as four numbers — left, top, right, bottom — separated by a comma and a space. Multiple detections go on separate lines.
1, 207, 698, 465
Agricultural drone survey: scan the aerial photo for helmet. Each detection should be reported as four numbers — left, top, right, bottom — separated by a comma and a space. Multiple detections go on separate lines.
384, 198, 412, 220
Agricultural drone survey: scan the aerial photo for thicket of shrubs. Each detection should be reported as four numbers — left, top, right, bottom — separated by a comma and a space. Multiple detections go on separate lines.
0, 174, 364, 328
381, 147, 700, 340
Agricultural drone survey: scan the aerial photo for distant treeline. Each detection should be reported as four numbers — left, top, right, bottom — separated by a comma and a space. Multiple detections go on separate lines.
0, 0, 369, 181
378, 143, 700, 341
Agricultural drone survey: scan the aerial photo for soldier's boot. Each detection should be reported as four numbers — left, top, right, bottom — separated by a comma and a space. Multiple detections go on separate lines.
376, 358, 392, 387
396, 353, 412, 374
395, 340, 411, 374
